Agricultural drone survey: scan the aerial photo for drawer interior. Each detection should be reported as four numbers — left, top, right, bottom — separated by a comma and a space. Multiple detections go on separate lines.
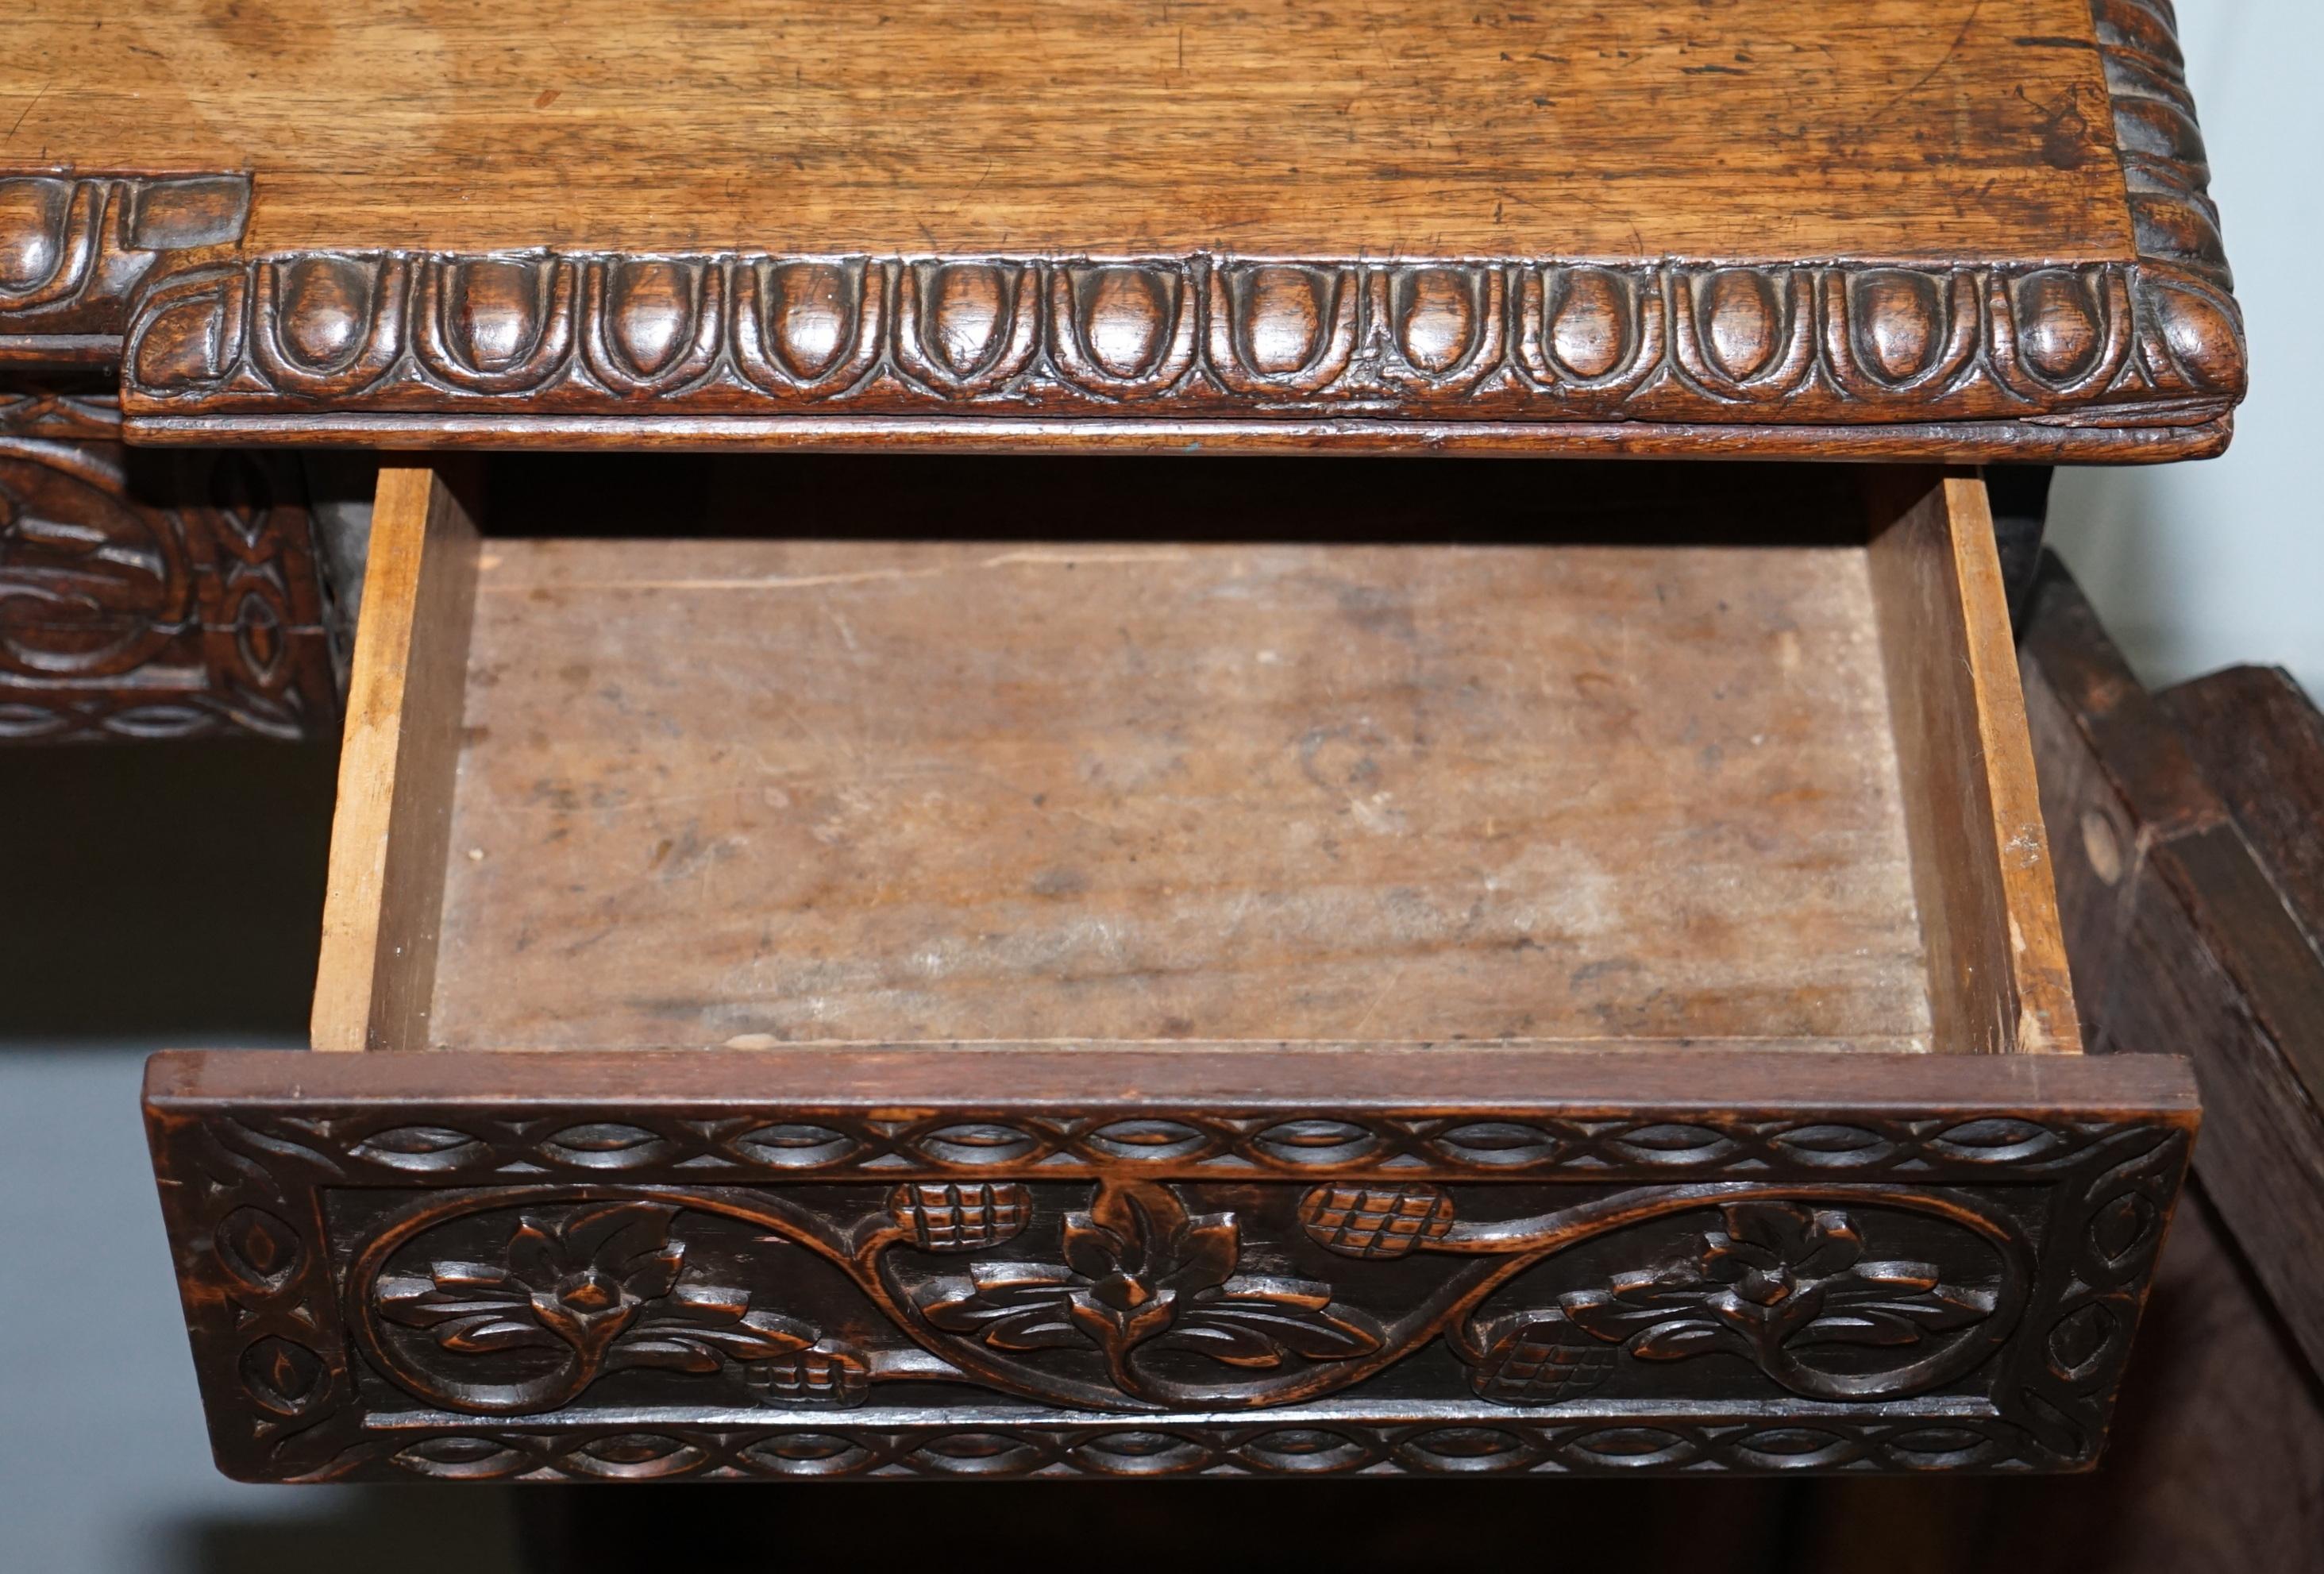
314, 457, 2073, 1060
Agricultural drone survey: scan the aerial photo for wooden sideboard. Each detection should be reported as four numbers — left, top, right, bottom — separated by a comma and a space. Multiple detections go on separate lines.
1, 0, 2245, 1481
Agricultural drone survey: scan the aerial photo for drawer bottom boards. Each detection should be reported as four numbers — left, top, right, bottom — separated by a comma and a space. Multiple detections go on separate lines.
147, 457, 2195, 1480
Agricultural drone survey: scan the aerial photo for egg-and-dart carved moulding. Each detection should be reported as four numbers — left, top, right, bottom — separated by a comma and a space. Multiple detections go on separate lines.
10, 0, 2239, 456
116, 247, 2240, 457
0, 173, 252, 366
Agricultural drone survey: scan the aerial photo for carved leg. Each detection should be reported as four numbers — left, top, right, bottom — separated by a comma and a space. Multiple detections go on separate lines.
0, 389, 337, 741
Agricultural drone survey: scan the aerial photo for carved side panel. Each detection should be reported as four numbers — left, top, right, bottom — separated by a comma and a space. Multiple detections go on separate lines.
0, 392, 336, 740
0, 173, 251, 364
148, 1089, 2191, 1480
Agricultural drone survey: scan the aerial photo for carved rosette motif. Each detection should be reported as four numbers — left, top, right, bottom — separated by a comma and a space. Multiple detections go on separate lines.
0, 173, 251, 361
146, 1096, 2191, 1481
0, 392, 337, 740
119, 248, 2240, 430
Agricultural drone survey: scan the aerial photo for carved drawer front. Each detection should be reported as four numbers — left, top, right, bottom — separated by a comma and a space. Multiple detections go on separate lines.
147, 457, 2195, 1481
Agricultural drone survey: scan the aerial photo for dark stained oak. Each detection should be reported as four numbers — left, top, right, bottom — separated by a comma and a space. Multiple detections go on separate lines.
2021, 561, 2324, 1383
0, 387, 338, 740
145, 1044, 2196, 1481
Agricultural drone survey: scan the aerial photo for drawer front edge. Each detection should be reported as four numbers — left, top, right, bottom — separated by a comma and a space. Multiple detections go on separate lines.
145, 1047, 2196, 1481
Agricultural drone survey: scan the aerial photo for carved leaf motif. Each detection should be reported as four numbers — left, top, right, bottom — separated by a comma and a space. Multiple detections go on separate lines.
916, 1179, 1382, 1391
376, 1202, 817, 1401
1161, 1277, 1382, 1368
919, 1261, 1089, 1352
1555, 1202, 1996, 1396
611, 1279, 815, 1375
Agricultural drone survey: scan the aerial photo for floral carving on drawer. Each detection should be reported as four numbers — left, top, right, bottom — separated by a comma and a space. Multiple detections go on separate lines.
1470, 1201, 2003, 1405
150, 1098, 2191, 1479
371, 1201, 846, 1414
346, 1179, 2029, 1422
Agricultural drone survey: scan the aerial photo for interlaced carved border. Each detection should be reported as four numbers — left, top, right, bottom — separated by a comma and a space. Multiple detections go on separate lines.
0, 391, 337, 740
175, 1102, 2164, 1183
306, 1410, 2064, 1482
148, 1083, 2191, 1481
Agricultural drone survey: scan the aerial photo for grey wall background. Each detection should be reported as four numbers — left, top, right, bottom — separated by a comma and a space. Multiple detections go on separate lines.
0, 746, 525, 1572
2051, 0, 2322, 696
0, 5, 2310, 1568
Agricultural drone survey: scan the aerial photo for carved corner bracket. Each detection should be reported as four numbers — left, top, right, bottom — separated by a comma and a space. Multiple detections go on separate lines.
147, 1061, 2195, 1481
0, 172, 252, 365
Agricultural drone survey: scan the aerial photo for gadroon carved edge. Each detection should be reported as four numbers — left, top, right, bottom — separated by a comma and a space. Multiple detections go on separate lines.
145, 1047, 2198, 1481
2095, 0, 2232, 290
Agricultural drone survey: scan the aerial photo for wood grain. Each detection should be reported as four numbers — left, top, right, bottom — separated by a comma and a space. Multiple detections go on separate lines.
310, 462, 477, 1051
4, 0, 2246, 453
2, 0, 2129, 261
2021, 565, 2324, 1380
2164, 665, 2324, 964
1867, 473, 2079, 1055
430, 527, 1929, 1050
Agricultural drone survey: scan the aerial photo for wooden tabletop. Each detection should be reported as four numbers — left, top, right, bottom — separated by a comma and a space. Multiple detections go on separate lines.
0, 0, 2244, 458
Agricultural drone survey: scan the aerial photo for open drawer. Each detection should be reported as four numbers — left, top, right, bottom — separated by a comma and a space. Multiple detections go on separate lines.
146, 457, 2194, 1481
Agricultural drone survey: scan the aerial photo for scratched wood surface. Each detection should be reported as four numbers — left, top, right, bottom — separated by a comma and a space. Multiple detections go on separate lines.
423, 463, 1929, 1051
2, 0, 2129, 260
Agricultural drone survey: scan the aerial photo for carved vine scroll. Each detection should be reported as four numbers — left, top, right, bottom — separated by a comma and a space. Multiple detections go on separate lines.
349, 1182, 2026, 1421
147, 1078, 2192, 1481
